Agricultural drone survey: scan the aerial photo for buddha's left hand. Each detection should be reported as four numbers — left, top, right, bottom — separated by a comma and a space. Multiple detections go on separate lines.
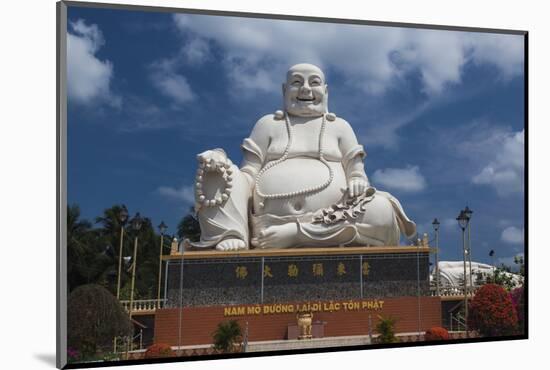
347, 177, 369, 198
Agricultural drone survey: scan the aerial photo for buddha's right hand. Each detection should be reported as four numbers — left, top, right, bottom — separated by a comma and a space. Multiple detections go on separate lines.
195, 149, 234, 209
196, 148, 232, 169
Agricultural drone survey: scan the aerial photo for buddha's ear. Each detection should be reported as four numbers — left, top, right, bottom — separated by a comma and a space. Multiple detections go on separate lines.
324, 85, 329, 113
282, 83, 286, 96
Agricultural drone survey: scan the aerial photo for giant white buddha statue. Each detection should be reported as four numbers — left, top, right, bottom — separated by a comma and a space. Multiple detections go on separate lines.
188, 63, 416, 251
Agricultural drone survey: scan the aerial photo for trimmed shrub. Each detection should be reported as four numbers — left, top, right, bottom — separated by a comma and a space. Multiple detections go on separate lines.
468, 284, 518, 337
67, 284, 133, 356
424, 327, 449, 341
144, 343, 174, 359
375, 316, 398, 344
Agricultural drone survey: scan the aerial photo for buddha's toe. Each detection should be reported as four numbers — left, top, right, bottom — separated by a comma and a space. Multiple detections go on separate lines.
216, 238, 246, 251
234, 240, 246, 250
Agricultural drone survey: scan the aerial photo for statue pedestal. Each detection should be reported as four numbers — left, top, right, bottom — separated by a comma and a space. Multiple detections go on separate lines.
162, 246, 431, 306
154, 246, 441, 347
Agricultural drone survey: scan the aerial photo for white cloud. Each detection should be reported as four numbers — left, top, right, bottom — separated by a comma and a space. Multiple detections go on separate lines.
441, 218, 459, 230
501, 226, 524, 244
182, 37, 212, 65
372, 165, 427, 192
157, 184, 195, 204
498, 219, 515, 228
172, 14, 524, 96
468, 33, 524, 78
150, 59, 195, 105
472, 129, 524, 196
414, 217, 456, 240
67, 19, 119, 106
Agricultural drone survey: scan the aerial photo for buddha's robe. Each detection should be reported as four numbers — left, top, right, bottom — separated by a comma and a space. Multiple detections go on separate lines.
190, 113, 416, 249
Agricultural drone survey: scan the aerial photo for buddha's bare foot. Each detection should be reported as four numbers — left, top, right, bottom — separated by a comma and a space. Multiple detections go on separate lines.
257, 223, 299, 249
216, 238, 247, 251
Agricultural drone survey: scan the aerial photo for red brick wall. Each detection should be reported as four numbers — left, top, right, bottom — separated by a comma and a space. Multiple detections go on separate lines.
154, 297, 441, 346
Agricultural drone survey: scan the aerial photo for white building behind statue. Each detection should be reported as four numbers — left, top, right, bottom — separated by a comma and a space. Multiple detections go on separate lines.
432, 261, 522, 288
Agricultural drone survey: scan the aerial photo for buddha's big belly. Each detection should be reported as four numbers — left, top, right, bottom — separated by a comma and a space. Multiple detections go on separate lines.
253, 158, 347, 216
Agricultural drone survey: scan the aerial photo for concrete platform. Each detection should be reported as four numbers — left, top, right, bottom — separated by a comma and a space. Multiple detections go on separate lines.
244, 335, 372, 352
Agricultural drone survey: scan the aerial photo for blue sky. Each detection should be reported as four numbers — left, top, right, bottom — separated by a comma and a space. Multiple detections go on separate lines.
66, 6, 525, 267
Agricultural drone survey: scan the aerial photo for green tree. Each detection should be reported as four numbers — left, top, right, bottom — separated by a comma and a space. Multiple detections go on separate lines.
67, 284, 133, 358
67, 205, 112, 292
94, 205, 130, 293
212, 320, 243, 353
116, 215, 164, 300
67, 204, 92, 290
177, 208, 201, 242
68, 204, 171, 300
95, 204, 129, 237
514, 255, 525, 277
68, 204, 92, 255
129, 216, 162, 300
486, 264, 518, 291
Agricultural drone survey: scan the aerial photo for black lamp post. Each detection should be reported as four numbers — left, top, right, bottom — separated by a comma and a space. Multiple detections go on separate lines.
116, 205, 129, 300
456, 210, 470, 337
463, 206, 474, 292
128, 213, 142, 321
157, 221, 168, 308
432, 218, 441, 296
131, 212, 143, 231
119, 205, 129, 223
159, 221, 168, 234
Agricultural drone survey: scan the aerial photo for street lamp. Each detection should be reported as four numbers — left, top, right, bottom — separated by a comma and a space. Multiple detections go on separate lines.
489, 250, 496, 274
463, 206, 474, 292
456, 210, 470, 338
124, 212, 142, 356
116, 205, 129, 300
432, 218, 441, 296
157, 221, 168, 309
128, 212, 142, 322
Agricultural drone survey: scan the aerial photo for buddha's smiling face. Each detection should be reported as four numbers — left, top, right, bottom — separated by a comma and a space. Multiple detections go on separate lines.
283, 63, 328, 117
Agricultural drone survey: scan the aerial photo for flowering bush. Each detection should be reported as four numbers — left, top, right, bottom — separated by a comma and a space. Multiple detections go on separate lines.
144, 343, 174, 359
468, 284, 518, 337
424, 327, 449, 341
510, 286, 525, 333
67, 347, 81, 363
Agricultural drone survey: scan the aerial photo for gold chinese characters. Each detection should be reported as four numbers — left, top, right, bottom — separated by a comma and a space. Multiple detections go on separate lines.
223, 299, 385, 317
232, 261, 370, 279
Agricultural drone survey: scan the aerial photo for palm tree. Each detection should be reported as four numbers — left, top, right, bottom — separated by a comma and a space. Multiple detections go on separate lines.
127, 216, 161, 299
68, 204, 122, 292
212, 320, 243, 353
67, 204, 172, 299
95, 204, 129, 237
94, 205, 132, 294
67, 205, 96, 291
67, 204, 92, 254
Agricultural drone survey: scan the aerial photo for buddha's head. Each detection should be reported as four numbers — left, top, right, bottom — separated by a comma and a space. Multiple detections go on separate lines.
283, 63, 328, 117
